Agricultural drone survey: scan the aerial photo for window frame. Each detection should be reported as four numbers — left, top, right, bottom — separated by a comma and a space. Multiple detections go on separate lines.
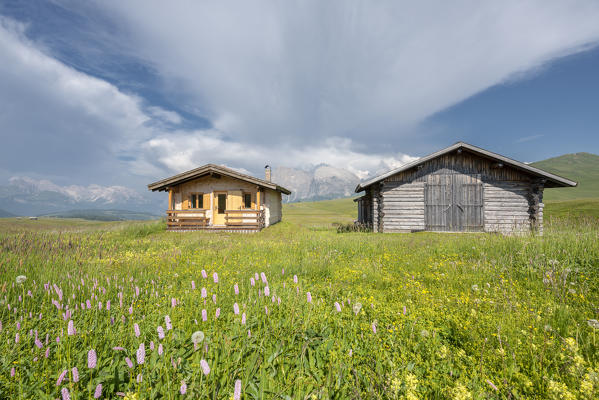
242, 192, 252, 209
188, 192, 205, 209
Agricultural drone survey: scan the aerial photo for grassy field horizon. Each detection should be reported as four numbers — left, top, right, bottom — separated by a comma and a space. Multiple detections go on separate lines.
0, 197, 598, 399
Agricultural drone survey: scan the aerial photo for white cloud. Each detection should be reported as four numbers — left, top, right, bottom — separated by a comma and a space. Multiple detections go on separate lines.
100, 0, 599, 151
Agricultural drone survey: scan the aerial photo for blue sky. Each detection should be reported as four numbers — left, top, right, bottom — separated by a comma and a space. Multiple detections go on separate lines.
0, 0, 598, 194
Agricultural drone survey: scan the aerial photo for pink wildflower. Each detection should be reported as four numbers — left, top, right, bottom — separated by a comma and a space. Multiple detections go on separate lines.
137, 343, 145, 364
234, 284, 239, 295
213, 272, 219, 283
157, 325, 165, 339
234, 379, 242, 400
88, 349, 97, 369
306, 292, 312, 303
191, 281, 196, 290
158, 343, 163, 356
372, 322, 377, 334
61, 387, 70, 400
180, 380, 187, 395
150, 341, 154, 350
250, 278, 255, 286
202, 309, 207, 322
56, 369, 67, 386
134, 323, 140, 337
264, 286, 270, 297
94, 384, 102, 399
201, 269, 207, 279
241, 312, 246, 325
233, 303, 240, 315
72, 367, 79, 382
45, 347, 50, 358
171, 298, 177, 308
293, 275, 298, 284
200, 359, 210, 375
260, 272, 267, 284
106, 300, 111, 310
215, 308, 220, 318
10, 367, 15, 377
165, 315, 172, 330
125, 357, 133, 368
201, 287, 207, 298
334, 302, 342, 312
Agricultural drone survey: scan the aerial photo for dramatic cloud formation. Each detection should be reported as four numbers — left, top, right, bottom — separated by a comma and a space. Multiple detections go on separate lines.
1, 1, 599, 194
102, 0, 599, 152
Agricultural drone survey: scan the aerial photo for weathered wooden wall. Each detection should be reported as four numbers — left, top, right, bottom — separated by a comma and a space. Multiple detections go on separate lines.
370, 150, 544, 233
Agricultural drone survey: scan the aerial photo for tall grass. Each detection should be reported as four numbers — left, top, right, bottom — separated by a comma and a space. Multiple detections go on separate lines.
0, 214, 598, 399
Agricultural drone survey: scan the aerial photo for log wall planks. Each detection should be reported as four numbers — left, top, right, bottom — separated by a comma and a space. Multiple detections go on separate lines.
358, 149, 545, 234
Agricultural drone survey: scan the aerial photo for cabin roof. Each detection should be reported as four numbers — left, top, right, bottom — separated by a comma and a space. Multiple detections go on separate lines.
355, 142, 577, 192
147, 164, 292, 194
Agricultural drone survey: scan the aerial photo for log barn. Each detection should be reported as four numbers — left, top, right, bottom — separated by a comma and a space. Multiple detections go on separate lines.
355, 142, 577, 234
148, 164, 290, 231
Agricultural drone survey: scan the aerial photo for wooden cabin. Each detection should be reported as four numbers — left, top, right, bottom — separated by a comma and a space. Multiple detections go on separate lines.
148, 164, 291, 231
355, 142, 577, 234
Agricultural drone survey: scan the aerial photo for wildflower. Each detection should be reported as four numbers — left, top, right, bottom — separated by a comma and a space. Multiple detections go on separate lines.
587, 319, 599, 329
334, 302, 342, 312
307, 292, 312, 303
234, 284, 239, 295
88, 349, 97, 369
137, 343, 145, 364
94, 384, 102, 399
202, 309, 207, 321
158, 343, 164, 355
486, 379, 498, 391
150, 341, 154, 350
215, 308, 220, 318
56, 369, 67, 386
191, 281, 195, 290
234, 303, 240, 315
72, 367, 79, 383
165, 315, 172, 330
353, 302, 362, 315
348, 349, 352, 356
248, 330, 251, 338
201, 269, 207, 278
264, 286, 270, 297
128, 306, 133, 314
137, 373, 142, 383
265, 306, 268, 315
372, 322, 377, 334
191, 331, 205, 345
107, 300, 111, 310
171, 298, 177, 308
35, 338, 43, 348
201, 287, 207, 298
125, 357, 133, 368
15, 333, 19, 343
213, 272, 219, 283
61, 387, 70, 400
180, 381, 187, 395
212, 294, 217, 303
234, 379, 242, 400
10, 367, 15, 377
134, 323, 141, 337
403, 305, 407, 315
16, 275, 26, 284
241, 312, 246, 325
45, 347, 50, 358
250, 277, 255, 286
471, 284, 479, 291
157, 325, 165, 339
260, 272, 267, 284
200, 359, 210, 375
293, 275, 298, 284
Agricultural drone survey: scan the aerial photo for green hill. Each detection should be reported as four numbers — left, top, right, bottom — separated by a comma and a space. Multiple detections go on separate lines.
531, 152, 599, 201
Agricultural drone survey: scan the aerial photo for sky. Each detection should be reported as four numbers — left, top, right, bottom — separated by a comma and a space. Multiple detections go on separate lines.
1, 0, 598, 195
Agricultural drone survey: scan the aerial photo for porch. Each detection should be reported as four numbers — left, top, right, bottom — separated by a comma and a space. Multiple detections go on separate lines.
166, 209, 265, 231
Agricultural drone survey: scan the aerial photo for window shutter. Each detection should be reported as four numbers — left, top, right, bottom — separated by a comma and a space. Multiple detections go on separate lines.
228, 190, 242, 210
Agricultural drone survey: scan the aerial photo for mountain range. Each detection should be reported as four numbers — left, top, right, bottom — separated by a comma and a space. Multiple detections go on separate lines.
0, 152, 597, 219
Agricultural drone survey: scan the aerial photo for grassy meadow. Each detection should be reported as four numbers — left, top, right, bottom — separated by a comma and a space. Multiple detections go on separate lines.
0, 199, 598, 399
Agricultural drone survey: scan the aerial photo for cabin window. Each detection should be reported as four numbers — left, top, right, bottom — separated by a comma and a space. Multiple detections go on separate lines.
189, 193, 204, 209
243, 193, 252, 209
217, 194, 227, 213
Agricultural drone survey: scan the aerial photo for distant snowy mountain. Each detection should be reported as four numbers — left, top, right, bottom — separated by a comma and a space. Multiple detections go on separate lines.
273, 164, 361, 202
0, 177, 162, 216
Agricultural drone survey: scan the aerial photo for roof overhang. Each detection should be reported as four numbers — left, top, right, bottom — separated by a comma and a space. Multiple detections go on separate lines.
148, 164, 291, 195
356, 142, 577, 192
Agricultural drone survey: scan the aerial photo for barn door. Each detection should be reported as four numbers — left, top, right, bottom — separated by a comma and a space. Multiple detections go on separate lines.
453, 174, 483, 231
425, 174, 453, 231
425, 174, 482, 231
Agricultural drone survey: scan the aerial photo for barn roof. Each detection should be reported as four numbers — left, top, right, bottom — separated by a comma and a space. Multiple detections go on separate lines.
148, 164, 291, 194
356, 142, 577, 192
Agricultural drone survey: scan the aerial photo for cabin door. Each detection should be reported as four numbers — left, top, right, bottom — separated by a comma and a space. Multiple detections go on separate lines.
213, 192, 227, 225
425, 174, 482, 231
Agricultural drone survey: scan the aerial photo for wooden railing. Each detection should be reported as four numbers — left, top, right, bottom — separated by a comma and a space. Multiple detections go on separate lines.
166, 209, 208, 230
166, 209, 265, 230
224, 209, 264, 229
